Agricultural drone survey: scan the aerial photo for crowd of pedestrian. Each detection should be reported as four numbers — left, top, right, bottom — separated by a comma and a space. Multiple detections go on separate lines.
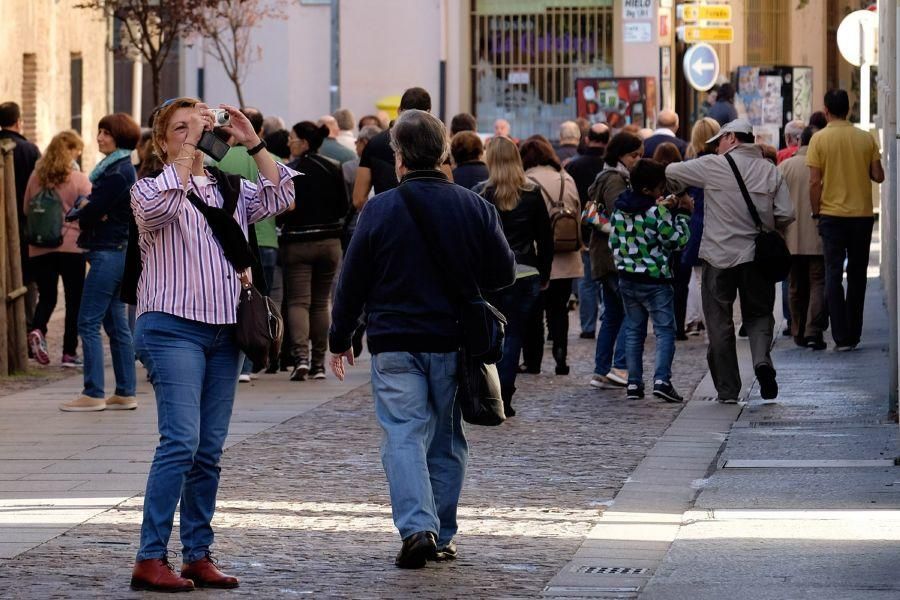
0, 82, 884, 590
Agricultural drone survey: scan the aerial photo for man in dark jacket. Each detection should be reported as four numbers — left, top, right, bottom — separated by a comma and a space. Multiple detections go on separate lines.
642, 110, 689, 159
565, 123, 609, 338
329, 109, 515, 569
0, 101, 41, 326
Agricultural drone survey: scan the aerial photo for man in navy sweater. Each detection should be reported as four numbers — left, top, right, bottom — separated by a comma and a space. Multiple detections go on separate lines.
329, 109, 515, 569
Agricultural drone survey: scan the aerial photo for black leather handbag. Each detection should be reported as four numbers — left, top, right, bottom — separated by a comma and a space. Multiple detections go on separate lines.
725, 153, 792, 283
398, 184, 507, 426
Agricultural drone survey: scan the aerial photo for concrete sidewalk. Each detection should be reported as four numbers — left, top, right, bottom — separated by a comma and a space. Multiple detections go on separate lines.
544, 272, 899, 599
639, 275, 900, 599
0, 356, 372, 560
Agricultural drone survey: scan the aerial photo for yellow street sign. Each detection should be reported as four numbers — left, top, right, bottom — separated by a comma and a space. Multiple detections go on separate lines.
682, 5, 732, 22
682, 25, 734, 43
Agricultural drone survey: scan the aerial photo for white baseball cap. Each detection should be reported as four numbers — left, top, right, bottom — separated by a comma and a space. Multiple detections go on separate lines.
705, 118, 753, 144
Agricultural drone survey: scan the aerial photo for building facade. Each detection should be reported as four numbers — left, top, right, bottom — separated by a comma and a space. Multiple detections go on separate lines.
0, 1, 110, 167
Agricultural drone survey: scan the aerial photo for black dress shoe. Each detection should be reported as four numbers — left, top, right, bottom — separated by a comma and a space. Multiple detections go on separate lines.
395, 531, 436, 569
430, 540, 457, 561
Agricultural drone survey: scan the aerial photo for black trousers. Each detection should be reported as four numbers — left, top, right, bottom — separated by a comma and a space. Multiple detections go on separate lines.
817, 216, 874, 347
31, 252, 86, 356
671, 252, 691, 338
522, 278, 574, 370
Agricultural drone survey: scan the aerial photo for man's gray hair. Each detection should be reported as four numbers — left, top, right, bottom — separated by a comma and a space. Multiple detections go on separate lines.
333, 108, 355, 131
262, 115, 285, 138
358, 125, 382, 143
390, 109, 449, 170
784, 119, 805, 144
559, 120, 580, 143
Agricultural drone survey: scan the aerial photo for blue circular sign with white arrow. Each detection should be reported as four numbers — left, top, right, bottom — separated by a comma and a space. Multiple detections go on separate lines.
683, 43, 719, 92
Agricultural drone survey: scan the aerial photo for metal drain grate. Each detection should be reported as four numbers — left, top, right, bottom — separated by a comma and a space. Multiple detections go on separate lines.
749, 419, 885, 428
575, 566, 649, 575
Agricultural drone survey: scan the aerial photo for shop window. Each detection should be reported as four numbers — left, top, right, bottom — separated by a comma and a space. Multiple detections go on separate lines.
471, 0, 614, 139
745, 0, 790, 65
71, 54, 83, 135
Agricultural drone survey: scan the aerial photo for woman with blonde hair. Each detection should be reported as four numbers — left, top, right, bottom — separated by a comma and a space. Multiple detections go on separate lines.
474, 136, 553, 416
128, 98, 295, 592
681, 117, 721, 336
24, 130, 90, 367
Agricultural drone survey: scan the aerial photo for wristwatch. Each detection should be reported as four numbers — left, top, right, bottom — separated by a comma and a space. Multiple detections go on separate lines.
247, 139, 267, 156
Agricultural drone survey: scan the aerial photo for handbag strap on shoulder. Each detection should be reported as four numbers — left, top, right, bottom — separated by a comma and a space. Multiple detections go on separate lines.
724, 153, 763, 232
396, 183, 480, 302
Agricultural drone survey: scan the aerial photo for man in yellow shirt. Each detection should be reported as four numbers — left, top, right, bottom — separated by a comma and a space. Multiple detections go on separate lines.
807, 89, 884, 351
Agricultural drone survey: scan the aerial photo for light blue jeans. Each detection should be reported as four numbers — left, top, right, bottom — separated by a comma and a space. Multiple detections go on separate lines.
134, 311, 241, 563
578, 251, 601, 335
79, 249, 135, 398
371, 351, 467, 546
619, 279, 677, 385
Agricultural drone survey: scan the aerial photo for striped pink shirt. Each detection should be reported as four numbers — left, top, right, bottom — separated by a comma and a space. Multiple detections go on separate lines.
131, 162, 297, 324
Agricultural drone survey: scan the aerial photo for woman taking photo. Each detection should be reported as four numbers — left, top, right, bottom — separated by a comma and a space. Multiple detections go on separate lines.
24, 130, 89, 367
519, 135, 582, 375
475, 136, 553, 416
59, 113, 141, 412
280, 121, 348, 381
129, 98, 295, 592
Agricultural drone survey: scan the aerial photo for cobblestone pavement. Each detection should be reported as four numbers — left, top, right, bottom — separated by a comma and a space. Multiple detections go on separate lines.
0, 318, 711, 599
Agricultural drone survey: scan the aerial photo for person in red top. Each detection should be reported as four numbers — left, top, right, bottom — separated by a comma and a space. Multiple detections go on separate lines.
776, 119, 804, 165
24, 130, 90, 367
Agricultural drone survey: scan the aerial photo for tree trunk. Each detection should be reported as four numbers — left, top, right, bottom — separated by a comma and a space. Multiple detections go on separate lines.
234, 79, 245, 109
150, 62, 162, 108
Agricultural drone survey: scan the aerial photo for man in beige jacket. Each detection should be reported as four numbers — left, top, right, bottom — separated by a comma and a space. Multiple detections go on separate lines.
779, 126, 827, 350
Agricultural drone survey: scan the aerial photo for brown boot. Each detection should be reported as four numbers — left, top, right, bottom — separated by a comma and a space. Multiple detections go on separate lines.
181, 555, 240, 589
131, 557, 195, 592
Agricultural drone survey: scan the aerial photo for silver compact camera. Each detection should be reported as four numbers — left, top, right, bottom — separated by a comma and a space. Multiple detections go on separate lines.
209, 108, 231, 127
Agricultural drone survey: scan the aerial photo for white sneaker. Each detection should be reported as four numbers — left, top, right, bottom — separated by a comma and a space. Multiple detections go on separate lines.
605, 368, 628, 386
238, 373, 251, 383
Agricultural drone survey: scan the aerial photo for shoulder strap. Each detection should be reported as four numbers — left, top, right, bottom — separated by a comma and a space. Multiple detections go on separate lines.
396, 183, 478, 302
557, 171, 566, 206
206, 166, 242, 215
724, 153, 763, 231
527, 176, 562, 207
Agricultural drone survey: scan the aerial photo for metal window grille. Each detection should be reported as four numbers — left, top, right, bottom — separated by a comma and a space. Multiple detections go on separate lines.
744, 0, 790, 65
470, 0, 614, 140
21, 54, 37, 142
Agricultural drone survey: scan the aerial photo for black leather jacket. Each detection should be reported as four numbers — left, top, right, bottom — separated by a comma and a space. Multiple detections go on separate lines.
476, 184, 554, 284
279, 152, 349, 242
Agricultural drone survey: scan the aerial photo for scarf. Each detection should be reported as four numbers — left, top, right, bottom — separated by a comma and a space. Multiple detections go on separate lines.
89, 148, 133, 183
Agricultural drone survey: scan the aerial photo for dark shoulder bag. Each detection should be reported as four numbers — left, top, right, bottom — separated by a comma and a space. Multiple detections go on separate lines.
185, 179, 283, 372
724, 154, 791, 282
397, 184, 508, 426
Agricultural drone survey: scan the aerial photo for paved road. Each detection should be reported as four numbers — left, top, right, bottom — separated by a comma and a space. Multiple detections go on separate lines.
0, 323, 710, 598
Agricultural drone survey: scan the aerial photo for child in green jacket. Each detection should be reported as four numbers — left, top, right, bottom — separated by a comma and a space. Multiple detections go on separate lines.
609, 159, 692, 402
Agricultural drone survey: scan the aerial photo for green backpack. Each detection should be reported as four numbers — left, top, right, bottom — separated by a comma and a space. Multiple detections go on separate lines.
25, 188, 64, 248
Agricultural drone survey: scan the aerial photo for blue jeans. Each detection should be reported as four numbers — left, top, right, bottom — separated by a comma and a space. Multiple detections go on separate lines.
594, 275, 630, 375
78, 249, 135, 398
487, 275, 541, 396
371, 351, 467, 546
619, 279, 676, 385
578, 251, 601, 335
134, 312, 241, 562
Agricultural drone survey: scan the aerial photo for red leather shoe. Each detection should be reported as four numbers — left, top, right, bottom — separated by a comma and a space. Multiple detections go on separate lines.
131, 557, 195, 592
181, 555, 240, 589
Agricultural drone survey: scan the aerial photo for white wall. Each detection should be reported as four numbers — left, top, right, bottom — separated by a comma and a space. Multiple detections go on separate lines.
182, 0, 448, 129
